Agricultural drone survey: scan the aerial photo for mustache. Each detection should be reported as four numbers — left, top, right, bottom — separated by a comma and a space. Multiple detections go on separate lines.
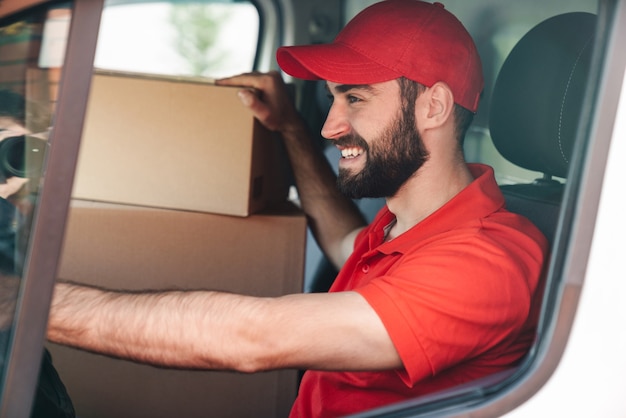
331, 133, 369, 151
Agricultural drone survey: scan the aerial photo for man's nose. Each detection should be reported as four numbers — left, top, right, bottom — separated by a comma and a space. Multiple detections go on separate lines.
321, 104, 350, 140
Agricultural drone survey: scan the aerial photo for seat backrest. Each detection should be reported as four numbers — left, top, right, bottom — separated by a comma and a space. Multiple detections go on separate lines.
489, 12, 596, 244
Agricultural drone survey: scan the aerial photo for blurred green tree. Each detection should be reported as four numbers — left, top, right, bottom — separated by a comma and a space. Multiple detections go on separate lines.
168, 4, 229, 76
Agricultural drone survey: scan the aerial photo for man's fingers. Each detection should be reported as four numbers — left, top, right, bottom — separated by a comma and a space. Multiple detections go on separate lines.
217, 70, 283, 89
236, 89, 256, 107
236, 89, 275, 129
216, 71, 288, 132
216, 71, 271, 88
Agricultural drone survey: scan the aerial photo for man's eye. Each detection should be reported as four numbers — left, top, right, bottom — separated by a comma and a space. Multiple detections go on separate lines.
347, 95, 361, 104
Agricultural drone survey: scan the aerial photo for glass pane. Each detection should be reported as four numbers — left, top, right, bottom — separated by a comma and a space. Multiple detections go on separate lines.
0, 3, 70, 387
95, 0, 260, 78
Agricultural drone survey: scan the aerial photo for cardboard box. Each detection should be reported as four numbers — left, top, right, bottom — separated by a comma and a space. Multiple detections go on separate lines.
71, 71, 290, 217
48, 200, 307, 418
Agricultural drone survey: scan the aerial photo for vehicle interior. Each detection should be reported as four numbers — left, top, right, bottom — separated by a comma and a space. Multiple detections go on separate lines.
0, 0, 622, 417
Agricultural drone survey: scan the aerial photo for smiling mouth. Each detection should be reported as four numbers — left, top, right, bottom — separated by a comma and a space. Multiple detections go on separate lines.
339, 146, 364, 159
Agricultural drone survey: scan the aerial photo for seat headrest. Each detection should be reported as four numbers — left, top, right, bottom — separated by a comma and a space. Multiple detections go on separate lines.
489, 12, 596, 179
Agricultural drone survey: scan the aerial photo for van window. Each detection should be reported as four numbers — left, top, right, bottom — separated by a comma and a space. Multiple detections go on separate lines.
95, 0, 260, 78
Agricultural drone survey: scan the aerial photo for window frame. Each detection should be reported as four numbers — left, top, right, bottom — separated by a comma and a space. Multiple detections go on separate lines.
0, 0, 102, 416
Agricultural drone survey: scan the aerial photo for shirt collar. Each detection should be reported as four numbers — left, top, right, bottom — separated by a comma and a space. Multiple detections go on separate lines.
370, 163, 505, 254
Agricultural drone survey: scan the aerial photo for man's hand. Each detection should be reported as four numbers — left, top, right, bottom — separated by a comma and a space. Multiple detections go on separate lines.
216, 71, 306, 135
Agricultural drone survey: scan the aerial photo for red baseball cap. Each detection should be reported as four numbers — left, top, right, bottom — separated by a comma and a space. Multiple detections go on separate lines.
276, 0, 484, 112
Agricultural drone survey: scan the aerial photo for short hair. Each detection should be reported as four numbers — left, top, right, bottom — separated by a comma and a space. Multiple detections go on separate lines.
453, 103, 474, 146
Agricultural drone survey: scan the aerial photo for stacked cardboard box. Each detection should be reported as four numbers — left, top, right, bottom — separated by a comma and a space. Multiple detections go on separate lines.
72, 70, 290, 217
48, 71, 307, 417
49, 201, 306, 418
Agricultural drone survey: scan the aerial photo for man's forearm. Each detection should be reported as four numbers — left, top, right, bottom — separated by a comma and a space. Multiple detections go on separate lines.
49, 282, 402, 373
48, 282, 271, 372
280, 122, 366, 268
216, 72, 366, 268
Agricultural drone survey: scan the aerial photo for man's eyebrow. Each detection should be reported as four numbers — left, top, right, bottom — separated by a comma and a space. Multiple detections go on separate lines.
326, 83, 375, 94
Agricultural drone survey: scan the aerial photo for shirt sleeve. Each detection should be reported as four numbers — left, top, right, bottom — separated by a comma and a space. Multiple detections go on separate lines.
355, 228, 541, 386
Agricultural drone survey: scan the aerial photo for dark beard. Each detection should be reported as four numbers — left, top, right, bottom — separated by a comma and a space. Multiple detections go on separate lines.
336, 108, 429, 199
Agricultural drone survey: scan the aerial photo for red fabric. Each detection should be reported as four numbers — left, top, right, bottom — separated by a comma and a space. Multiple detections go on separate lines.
289, 164, 548, 418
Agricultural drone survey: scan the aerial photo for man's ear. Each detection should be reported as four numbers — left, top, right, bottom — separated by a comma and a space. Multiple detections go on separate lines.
418, 81, 455, 130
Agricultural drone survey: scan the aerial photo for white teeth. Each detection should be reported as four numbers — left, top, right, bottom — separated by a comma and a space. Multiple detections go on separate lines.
340, 147, 363, 158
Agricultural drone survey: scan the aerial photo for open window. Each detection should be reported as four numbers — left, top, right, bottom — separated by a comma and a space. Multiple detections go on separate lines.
95, 0, 262, 78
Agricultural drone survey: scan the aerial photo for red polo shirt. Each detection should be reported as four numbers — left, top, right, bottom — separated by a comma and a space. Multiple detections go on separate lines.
290, 164, 548, 418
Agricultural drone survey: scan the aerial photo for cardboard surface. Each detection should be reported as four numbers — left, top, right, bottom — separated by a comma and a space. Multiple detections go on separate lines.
49, 200, 307, 418
71, 71, 290, 217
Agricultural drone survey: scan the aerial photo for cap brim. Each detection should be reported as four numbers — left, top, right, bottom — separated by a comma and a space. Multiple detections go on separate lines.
277, 43, 402, 84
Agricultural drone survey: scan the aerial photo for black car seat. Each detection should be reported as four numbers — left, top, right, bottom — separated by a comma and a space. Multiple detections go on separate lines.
489, 11, 596, 245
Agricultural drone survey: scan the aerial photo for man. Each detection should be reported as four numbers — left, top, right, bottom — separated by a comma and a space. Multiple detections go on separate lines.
0, 89, 75, 418
48, 1, 547, 417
